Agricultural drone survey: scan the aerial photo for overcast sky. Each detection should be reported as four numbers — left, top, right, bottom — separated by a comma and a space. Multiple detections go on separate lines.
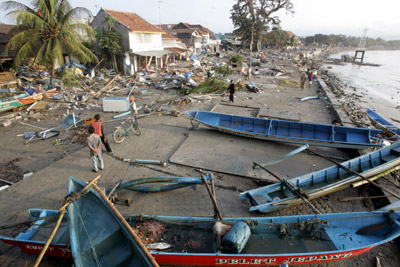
1, 0, 399, 40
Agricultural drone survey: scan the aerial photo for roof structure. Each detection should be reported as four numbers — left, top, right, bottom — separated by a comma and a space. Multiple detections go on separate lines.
285, 31, 297, 37
162, 32, 178, 39
0, 24, 14, 35
159, 23, 214, 36
102, 8, 164, 33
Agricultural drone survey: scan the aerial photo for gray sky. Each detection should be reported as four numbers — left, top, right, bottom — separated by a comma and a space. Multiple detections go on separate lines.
1, 0, 400, 40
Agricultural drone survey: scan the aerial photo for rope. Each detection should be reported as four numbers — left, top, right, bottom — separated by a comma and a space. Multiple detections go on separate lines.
75, 204, 102, 267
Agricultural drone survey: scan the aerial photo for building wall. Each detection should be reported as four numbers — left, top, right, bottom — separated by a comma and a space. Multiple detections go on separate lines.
128, 32, 163, 52
91, 9, 130, 51
162, 39, 176, 48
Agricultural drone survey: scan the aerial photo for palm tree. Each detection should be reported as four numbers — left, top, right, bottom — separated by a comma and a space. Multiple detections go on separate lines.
2, 0, 98, 84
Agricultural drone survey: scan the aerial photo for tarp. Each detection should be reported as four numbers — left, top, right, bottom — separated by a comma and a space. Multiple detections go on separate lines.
132, 50, 171, 57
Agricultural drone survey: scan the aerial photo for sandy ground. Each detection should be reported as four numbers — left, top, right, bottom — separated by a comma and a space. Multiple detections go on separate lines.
0, 57, 399, 267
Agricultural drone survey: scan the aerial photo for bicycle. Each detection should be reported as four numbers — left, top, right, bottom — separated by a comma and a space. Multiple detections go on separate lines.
113, 118, 141, 143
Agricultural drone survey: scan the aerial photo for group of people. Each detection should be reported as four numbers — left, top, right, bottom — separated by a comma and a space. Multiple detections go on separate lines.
300, 69, 316, 89
87, 96, 138, 172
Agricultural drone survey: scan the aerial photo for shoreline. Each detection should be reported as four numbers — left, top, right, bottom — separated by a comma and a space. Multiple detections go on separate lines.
317, 50, 400, 130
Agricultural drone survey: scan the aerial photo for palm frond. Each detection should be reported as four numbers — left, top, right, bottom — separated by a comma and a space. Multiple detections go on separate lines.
13, 39, 41, 66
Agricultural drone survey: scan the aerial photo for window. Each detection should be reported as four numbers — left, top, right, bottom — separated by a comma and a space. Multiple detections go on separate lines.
136, 33, 153, 44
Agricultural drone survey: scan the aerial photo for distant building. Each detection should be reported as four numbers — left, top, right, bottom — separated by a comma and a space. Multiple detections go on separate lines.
160, 22, 220, 55
285, 31, 301, 49
92, 8, 170, 74
0, 24, 16, 70
161, 32, 188, 62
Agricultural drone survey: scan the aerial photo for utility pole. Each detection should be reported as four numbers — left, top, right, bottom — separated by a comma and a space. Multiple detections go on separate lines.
250, 20, 254, 55
158, 0, 163, 24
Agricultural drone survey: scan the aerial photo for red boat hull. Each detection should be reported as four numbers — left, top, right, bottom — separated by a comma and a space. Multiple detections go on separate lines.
0, 238, 375, 266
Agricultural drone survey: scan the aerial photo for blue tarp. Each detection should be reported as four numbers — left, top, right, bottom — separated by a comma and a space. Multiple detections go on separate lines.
60, 61, 88, 72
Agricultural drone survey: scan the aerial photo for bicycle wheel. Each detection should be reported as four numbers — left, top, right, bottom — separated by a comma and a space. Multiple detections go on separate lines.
113, 128, 125, 143
132, 124, 141, 136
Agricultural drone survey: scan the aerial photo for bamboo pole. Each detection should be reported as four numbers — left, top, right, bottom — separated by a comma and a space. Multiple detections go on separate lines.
338, 195, 387, 202
92, 184, 159, 267
253, 162, 322, 214
351, 166, 400, 188
33, 175, 101, 267
201, 175, 223, 220
33, 209, 66, 267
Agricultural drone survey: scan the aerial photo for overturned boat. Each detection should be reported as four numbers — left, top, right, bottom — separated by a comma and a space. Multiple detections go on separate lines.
240, 142, 400, 214
186, 111, 383, 149
1, 209, 400, 266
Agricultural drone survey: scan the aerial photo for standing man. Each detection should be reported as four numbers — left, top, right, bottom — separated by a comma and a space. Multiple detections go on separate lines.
87, 126, 104, 172
300, 71, 307, 89
228, 80, 235, 103
91, 114, 112, 153
130, 97, 139, 126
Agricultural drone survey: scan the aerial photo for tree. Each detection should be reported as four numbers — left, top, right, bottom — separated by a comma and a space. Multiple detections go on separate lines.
231, 0, 294, 52
95, 17, 121, 73
2, 0, 98, 84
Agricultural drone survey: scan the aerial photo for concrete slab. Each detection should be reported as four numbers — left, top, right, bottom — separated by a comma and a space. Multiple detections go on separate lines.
258, 108, 300, 121
169, 126, 348, 182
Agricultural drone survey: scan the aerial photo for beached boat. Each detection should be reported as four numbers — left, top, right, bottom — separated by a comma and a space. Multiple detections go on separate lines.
0, 88, 56, 112
366, 108, 400, 137
240, 142, 400, 214
186, 111, 383, 149
1, 208, 400, 266
67, 176, 157, 267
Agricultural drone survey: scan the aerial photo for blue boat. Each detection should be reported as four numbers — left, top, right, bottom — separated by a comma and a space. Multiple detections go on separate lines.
240, 142, 400, 214
366, 108, 400, 137
186, 111, 383, 149
2, 208, 400, 266
67, 176, 158, 267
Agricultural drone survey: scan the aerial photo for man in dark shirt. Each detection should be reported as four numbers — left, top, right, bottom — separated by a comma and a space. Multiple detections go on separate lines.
228, 80, 235, 103
91, 114, 112, 153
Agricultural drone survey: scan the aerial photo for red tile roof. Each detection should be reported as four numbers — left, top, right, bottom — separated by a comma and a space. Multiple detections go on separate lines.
165, 28, 200, 35
285, 31, 296, 37
103, 9, 164, 33
0, 24, 14, 35
162, 32, 178, 39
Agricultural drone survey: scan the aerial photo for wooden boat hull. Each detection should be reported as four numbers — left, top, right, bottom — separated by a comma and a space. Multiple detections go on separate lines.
2, 209, 400, 266
67, 177, 156, 267
187, 111, 383, 149
240, 142, 400, 213
366, 108, 400, 137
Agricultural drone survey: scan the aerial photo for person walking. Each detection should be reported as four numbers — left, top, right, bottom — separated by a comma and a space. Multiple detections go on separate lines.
246, 66, 252, 80
130, 97, 139, 126
87, 126, 104, 173
91, 114, 112, 153
228, 80, 235, 103
300, 71, 307, 89
308, 70, 315, 86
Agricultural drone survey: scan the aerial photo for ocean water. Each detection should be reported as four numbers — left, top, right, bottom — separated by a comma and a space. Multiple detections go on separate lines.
326, 50, 400, 107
